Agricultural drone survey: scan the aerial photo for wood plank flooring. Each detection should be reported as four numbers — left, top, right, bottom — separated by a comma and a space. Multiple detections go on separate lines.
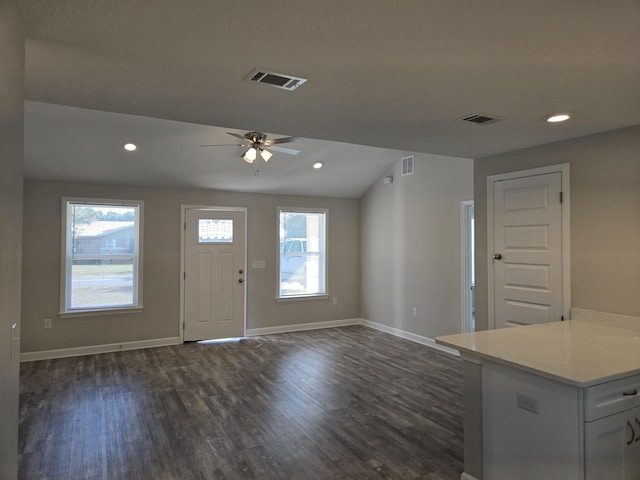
19, 326, 463, 480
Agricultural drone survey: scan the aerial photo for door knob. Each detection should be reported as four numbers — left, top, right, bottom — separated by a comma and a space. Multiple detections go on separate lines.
238, 278, 244, 283
493, 253, 502, 260
239, 269, 244, 274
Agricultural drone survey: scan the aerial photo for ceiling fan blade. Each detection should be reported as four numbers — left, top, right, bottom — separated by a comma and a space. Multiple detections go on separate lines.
227, 132, 247, 140
269, 145, 301, 155
200, 143, 244, 147
266, 136, 302, 145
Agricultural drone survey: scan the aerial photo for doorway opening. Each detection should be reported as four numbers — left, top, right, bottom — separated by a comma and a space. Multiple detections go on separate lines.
462, 201, 475, 333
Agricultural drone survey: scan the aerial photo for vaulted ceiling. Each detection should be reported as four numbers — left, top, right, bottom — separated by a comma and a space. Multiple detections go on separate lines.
19, 0, 640, 197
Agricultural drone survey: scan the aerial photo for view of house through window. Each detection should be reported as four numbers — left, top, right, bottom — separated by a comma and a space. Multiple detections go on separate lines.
278, 208, 327, 298
198, 218, 233, 243
62, 199, 142, 313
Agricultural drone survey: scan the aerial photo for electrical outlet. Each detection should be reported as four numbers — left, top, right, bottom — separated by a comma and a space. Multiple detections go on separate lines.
332, 296, 338, 305
44, 318, 52, 329
516, 393, 538, 414
411, 306, 417, 316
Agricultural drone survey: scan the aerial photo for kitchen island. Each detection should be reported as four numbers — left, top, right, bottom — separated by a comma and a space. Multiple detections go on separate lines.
437, 318, 640, 480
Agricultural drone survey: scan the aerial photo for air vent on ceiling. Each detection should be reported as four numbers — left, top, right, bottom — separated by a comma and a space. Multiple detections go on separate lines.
458, 113, 501, 125
401, 155, 415, 176
246, 68, 307, 91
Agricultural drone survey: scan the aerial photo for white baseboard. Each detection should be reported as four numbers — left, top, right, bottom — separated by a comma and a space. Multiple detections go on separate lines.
360, 319, 460, 356
460, 473, 479, 480
21, 319, 460, 361
248, 318, 460, 357
246, 318, 361, 336
20, 336, 181, 362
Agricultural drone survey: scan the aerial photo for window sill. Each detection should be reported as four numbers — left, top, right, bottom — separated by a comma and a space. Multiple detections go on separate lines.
58, 306, 143, 319
275, 294, 329, 302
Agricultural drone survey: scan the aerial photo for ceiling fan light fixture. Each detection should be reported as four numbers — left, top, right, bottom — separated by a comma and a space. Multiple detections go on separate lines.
313, 161, 324, 169
243, 147, 257, 163
260, 149, 273, 162
203, 131, 302, 169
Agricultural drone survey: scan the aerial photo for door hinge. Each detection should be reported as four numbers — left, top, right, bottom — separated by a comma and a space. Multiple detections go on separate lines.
561, 315, 565, 321
183, 272, 186, 280
184, 222, 187, 230
560, 191, 563, 203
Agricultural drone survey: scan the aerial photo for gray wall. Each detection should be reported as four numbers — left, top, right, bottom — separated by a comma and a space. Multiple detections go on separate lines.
0, 0, 23, 477
22, 180, 359, 353
360, 153, 474, 339
475, 125, 640, 331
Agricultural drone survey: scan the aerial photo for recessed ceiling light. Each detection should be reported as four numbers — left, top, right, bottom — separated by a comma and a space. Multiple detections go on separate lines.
545, 113, 571, 123
123, 142, 137, 152
313, 162, 324, 169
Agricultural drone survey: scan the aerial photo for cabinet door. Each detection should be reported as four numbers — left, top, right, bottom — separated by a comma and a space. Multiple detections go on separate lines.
585, 407, 640, 479
631, 409, 640, 480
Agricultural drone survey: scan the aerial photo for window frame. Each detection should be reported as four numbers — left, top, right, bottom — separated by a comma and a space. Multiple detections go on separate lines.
276, 207, 328, 300
59, 197, 144, 317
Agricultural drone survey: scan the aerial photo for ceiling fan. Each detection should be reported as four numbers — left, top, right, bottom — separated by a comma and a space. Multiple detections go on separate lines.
201, 131, 302, 165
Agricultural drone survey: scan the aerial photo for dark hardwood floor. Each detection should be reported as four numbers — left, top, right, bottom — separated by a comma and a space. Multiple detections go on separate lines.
19, 326, 463, 480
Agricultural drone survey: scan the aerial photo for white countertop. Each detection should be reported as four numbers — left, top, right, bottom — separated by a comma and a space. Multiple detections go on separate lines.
436, 320, 640, 387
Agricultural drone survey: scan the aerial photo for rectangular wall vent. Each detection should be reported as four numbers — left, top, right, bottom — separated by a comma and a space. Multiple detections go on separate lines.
458, 113, 502, 125
401, 155, 415, 176
246, 68, 307, 91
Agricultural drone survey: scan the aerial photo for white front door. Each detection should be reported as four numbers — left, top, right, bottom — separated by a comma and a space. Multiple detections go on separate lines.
183, 208, 246, 341
490, 169, 566, 329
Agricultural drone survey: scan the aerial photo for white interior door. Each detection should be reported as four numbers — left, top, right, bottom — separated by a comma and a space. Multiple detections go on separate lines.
184, 208, 246, 341
490, 171, 564, 329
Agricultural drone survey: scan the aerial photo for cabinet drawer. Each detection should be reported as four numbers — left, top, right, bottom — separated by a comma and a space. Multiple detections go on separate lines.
584, 375, 640, 421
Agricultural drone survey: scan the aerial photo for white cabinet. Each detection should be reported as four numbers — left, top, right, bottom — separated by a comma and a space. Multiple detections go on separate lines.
585, 407, 640, 479
479, 364, 640, 480
437, 320, 640, 480
481, 362, 582, 480
584, 374, 640, 479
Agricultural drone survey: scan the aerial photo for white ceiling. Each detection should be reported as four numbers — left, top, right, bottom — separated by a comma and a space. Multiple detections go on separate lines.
24, 101, 405, 198
19, 0, 640, 198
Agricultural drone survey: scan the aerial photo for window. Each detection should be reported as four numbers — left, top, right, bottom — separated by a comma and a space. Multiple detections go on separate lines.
278, 208, 327, 298
198, 218, 234, 243
61, 198, 143, 315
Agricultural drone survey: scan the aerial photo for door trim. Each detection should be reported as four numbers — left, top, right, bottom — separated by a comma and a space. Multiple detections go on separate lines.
461, 200, 474, 333
179, 205, 248, 343
486, 164, 571, 329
